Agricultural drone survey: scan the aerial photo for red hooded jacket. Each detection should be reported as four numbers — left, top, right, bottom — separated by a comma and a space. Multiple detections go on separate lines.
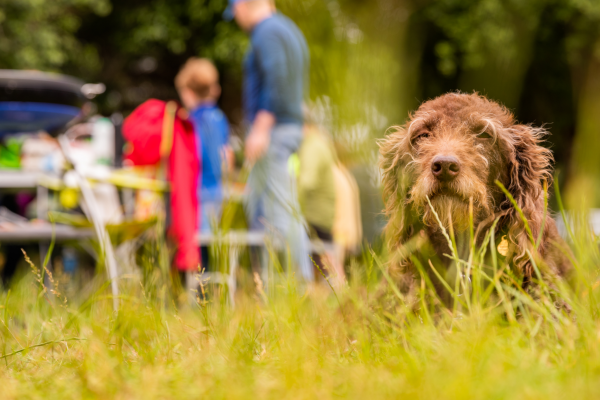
123, 99, 200, 271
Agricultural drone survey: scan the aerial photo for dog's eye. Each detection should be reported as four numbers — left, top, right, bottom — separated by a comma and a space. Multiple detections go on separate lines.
477, 131, 493, 139
412, 132, 430, 144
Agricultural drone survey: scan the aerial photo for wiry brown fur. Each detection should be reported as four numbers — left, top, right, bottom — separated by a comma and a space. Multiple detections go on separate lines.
379, 92, 572, 296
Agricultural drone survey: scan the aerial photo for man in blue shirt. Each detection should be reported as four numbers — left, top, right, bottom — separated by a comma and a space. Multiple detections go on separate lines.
176, 58, 232, 234
225, 0, 312, 281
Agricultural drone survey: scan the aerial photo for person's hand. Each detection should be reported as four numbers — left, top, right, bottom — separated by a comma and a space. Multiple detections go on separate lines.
245, 128, 270, 164
222, 144, 235, 172
244, 110, 275, 164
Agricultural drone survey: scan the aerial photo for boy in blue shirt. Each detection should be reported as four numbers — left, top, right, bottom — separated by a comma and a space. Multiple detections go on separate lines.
176, 58, 232, 245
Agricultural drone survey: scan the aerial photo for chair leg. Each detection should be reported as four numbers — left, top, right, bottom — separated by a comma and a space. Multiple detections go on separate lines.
260, 246, 272, 297
39, 241, 52, 288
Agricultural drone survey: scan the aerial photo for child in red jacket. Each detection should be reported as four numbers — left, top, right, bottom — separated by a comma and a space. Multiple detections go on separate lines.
122, 99, 200, 272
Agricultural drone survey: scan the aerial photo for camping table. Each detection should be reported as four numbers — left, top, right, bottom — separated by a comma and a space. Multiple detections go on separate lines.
0, 170, 65, 218
0, 170, 66, 267
194, 231, 337, 306
193, 231, 267, 306
0, 224, 93, 242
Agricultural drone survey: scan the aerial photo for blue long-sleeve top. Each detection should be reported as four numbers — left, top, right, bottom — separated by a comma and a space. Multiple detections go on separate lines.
189, 103, 230, 202
243, 13, 309, 126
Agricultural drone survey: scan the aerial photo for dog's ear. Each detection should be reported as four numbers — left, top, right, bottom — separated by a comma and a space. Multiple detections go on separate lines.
503, 124, 553, 275
378, 126, 416, 249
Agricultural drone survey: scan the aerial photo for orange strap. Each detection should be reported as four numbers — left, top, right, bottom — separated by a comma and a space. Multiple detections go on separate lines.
158, 101, 177, 180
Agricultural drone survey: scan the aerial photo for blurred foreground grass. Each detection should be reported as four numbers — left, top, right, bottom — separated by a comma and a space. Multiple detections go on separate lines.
2, 213, 600, 399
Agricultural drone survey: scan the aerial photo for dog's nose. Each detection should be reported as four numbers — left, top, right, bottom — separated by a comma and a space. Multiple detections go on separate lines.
431, 155, 460, 181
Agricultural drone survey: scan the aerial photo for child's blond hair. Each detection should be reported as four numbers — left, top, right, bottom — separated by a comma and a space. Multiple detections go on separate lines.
175, 58, 219, 99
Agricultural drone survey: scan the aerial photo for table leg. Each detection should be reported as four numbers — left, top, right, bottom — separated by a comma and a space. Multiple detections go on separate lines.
37, 184, 52, 286
122, 188, 135, 218
262, 246, 272, 297
228, 246, 238, 307
39, 241, 52, 288
186, 270, 196, 305
36, 185, 48, 221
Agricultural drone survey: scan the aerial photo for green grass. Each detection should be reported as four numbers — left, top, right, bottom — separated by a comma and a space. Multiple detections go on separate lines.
2, 204, 600, 399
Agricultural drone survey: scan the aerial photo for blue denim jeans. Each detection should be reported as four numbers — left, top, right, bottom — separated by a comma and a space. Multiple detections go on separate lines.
245, 124, 313, 282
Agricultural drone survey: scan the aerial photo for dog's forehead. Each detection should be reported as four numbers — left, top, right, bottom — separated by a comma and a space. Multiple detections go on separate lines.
414, 93, 513, 128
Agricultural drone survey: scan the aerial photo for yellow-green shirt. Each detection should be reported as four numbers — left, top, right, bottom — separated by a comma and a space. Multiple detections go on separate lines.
298, 129, 336, 231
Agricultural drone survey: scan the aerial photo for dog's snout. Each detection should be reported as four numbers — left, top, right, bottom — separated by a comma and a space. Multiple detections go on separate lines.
431, 155, 460, 181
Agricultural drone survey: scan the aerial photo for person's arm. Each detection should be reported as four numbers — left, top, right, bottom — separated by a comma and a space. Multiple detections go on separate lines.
219, 117, 235, 173
245, 28, 288, 163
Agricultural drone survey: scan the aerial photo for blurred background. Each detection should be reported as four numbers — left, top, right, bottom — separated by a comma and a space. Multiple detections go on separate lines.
3, 0, 597, 204
1, 0, 600, 282
3, 0, 599, 199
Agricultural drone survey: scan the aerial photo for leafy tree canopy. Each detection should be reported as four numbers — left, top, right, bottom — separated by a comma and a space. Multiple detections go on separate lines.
0, 0, 111, 71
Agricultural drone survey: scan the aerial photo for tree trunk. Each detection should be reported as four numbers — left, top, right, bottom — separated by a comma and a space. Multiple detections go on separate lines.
566, 37, 600, 209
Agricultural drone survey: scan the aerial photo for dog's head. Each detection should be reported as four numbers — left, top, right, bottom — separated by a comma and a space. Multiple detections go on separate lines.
379, 93, 552, 263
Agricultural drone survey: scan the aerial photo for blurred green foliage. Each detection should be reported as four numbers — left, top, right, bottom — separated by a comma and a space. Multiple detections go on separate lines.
71, 0, 247, 121
0, 0, 111, 71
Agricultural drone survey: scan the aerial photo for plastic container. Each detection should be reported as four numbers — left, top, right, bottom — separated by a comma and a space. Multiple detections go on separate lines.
91, 117, 115, 166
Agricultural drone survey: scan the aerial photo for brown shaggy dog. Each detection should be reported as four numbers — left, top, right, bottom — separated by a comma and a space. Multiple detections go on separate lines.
379, 92, 572, 300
